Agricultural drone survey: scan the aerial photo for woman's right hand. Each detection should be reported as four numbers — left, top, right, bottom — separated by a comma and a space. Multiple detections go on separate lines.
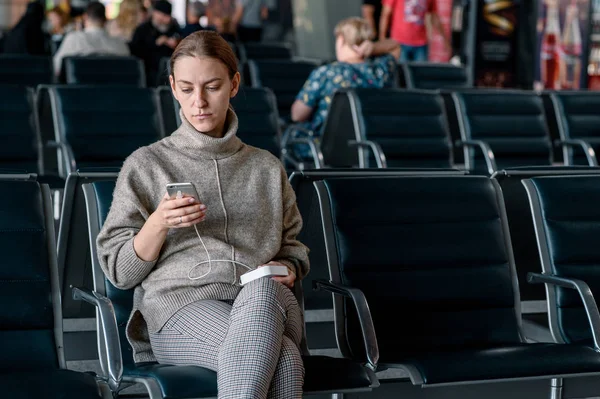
150, 193, 207, 232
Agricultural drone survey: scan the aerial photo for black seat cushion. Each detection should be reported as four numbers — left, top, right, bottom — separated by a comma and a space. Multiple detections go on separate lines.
396, 343, 600, 385
0, 369, 101, 398
302, 355, 374, 392
127, 355, 373, 398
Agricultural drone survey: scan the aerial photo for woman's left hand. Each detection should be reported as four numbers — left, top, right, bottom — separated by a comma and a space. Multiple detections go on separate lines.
259, 261, 296, 288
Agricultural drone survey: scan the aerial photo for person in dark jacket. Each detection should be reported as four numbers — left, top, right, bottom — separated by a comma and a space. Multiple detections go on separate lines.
3, 1, 47, 55
129, 0, 181, 86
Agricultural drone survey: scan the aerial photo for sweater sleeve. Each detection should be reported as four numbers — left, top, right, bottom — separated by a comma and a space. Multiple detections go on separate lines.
273, 166, 310, 280
96, 154, 158, 289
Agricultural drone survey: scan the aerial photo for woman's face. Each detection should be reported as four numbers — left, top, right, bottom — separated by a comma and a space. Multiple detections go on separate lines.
170, 55, 240, 138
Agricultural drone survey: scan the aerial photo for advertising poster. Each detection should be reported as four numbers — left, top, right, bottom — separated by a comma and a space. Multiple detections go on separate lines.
474, 0, 520, 88
587, 0, 600, 89
535, 0, 591, 90
428, 0, 454, 62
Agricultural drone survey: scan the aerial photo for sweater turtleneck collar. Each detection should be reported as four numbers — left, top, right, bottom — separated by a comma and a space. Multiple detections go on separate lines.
169, 108, 243, 160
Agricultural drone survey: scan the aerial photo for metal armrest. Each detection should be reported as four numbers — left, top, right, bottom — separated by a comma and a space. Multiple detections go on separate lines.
555, 139, 599, 166
72, 286, 123, 392
456, 139, 498, 175
47, 140, 76, 177
347, 140, 387, 168
313, 279, 379, 370
527, 273, 600, 349
283, 138, 324, 169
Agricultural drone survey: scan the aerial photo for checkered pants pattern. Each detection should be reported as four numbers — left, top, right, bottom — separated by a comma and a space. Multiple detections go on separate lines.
149, 277, 305, 399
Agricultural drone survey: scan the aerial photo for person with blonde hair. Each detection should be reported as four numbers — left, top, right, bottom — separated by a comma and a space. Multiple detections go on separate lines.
289, 17, 399, 160
108, 0, 146, 42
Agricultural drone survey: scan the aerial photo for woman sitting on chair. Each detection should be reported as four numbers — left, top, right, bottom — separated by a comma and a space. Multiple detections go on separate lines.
96, 30, 310, 399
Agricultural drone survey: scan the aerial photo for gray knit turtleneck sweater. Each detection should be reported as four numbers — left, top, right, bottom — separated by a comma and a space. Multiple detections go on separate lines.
96, 109, 310, 362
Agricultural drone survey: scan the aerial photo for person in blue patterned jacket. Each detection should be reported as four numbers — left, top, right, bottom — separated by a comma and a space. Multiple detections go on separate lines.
289, 17, 399, 162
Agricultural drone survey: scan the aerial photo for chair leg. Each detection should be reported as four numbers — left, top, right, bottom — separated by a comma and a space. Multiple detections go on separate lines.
550, 378, 563, 399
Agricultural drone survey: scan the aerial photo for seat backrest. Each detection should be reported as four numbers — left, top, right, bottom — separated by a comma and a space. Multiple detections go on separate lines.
0, 55, 53, 86
0, 85, 42, 174
248, 59, 318, 121
454, 91, 552, 173
241, 42, 293, 61
83, 179, 137, 367
315, 176, 522, 360
49, 86, 163, 177
57, 170, 121, 319
64, 56, 146, 87
350, 88, 453, 168
0, 179, 63, 371
156, 86, 178, 135
523, 175, 600, 344
551, 92, 600, 166
492, 166, 600, 303
291, 168, 467, 313
320, 90, 358, 167
403, 63, 470, 90
230, 87, 281, 157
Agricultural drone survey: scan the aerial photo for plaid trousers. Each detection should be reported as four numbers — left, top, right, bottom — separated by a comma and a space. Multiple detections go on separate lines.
149, 277, 305, 399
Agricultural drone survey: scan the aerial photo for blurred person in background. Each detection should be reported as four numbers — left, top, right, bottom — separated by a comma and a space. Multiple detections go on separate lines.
46, 6, 71, 37
289, 17, 399, 163
107, 0, 146, 42
362, 0, 382, 39
3, 1, 47, 55
232, 0, 269, 42
53, 1, 129, 75
379, 0, 449, 62
130, 0, 180, 86
181, 1, 208, 37
206, 0, 237, 42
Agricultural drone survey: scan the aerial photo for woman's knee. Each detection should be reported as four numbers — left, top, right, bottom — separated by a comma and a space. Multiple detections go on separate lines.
237, 276, 296, 307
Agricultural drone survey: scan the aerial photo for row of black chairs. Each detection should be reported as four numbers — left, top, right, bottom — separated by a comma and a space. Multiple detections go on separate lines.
35, 167, 600, 398
1, 84, 283, 182
6, 83, 600, 185
301, 88, 600, 174
1, 172, 377, 398
0, 52, 469, 87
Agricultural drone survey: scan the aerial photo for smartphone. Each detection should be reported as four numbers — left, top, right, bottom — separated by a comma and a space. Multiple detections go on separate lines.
166, 182, 199, 200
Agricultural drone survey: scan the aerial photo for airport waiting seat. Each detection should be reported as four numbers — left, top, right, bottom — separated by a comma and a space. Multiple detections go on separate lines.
524, 175, 600, 396
0, 85, 42, 174
492, 167, 600, 305
63, 56, 146, 87
48, 86, 163, 178
290, 168, 467, 351
231, 87, 282, 158
247, 59, 319, 123
314, 175, 600, 397
453, 91, 553, 175
0, 55, 53, 86
56, 169, 120, 321
551, 92, 600, 166
0, 175, 110, 399
313, 88, 454, 169
524, 175, 600, 345
402, 62, 470, 90
73, 178, 378, 398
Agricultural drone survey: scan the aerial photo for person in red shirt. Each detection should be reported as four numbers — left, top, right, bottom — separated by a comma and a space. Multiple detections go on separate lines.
379, 0, 448, 62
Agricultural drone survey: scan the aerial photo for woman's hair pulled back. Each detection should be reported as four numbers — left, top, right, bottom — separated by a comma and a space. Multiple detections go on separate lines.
170, 31, 238, 79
